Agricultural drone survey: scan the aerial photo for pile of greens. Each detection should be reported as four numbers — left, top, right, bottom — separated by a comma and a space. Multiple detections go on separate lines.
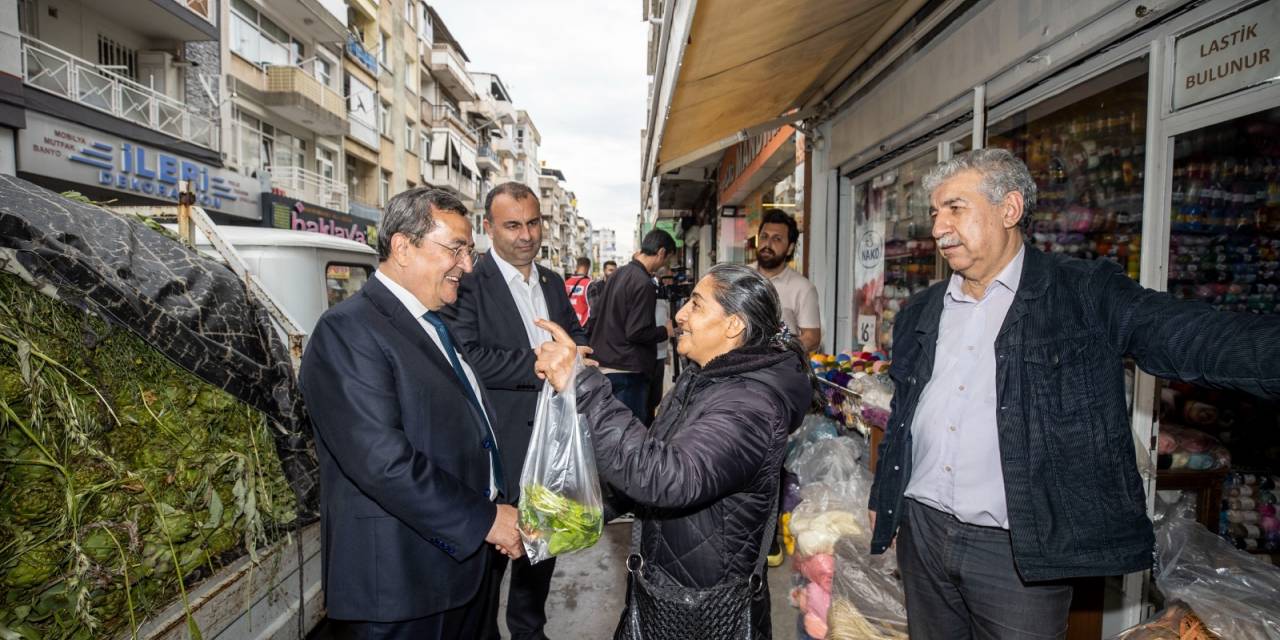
0, 271, 297, 640
518, 483, 603, 559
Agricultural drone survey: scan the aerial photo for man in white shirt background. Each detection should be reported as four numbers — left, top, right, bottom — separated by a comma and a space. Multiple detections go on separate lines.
752, 209, 822, 352
439, 182, 588, 640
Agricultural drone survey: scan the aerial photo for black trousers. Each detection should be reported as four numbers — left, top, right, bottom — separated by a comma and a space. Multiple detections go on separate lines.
327, 549, 501, 640
483, 552, 557, 640
644, 357, 665, 423
897, 499, 1073, 640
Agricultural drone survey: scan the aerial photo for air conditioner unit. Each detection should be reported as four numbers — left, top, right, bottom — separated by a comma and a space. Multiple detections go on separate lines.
137, 51, 177, 96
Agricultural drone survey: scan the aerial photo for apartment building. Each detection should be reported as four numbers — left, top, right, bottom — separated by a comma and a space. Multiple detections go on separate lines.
224, 0, 360, 237
513, 109, 540, 191
0, 0, 565, 255
590, 228, 620, 277
537, 166, 567, 273
4, 0, 262, 221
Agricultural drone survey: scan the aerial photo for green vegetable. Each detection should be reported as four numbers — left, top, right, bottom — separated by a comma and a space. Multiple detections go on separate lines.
0, 268, 298, 639
518, 483, 602, 557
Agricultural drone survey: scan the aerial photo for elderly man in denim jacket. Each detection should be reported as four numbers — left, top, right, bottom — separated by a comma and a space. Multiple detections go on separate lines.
867, 148, 1280, 639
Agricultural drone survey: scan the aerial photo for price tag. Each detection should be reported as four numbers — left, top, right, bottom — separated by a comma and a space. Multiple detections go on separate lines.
857, 315, 878, 349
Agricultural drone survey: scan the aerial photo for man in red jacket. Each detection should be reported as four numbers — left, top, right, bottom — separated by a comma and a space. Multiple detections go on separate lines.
565, 257, 593, 328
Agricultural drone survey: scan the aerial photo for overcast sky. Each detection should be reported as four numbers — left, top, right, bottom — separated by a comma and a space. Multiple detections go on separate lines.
434, 1, 646, 257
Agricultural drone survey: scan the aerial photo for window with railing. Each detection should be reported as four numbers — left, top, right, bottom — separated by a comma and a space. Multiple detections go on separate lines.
20, 34, 217, 149
97, 34, 137, 80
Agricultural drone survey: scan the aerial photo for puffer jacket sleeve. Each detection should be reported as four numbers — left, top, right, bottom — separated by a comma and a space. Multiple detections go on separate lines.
574, 367, 778, 510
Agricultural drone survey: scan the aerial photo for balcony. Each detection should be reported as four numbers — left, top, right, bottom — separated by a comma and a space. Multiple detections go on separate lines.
426, 103, 476, 144
476, 145, 498, 171
491, 135, 514, 159
263, 66, 346, 135
20, 34, 218, 150
345, 35, 379, 77
428, 43, 477, 101
268, 165, 348, 212
426, 163, 478, 204
267, 0, 346, 45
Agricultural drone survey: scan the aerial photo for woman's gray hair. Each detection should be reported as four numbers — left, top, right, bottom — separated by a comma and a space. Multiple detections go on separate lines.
705, 264, 785, 349
704, 263, 823, 414
922, 148, 1037, 228
377, 187, 468, 260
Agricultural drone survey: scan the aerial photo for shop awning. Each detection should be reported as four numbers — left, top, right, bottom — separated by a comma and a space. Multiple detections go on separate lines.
645, 0, 927, 177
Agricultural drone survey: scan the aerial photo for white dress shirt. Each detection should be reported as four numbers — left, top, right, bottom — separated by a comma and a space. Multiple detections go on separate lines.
489, 251, 552, 348
903, 246, 1024, 528
374, 270, 498, 500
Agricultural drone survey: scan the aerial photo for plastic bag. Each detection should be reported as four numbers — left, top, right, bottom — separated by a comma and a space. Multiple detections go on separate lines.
517, 359, 604, 564
789, 435, 869, 486
790, 482, 865, 556
785, 414, 841, 470
829, 536, 909, 639
1148, 494, 1280, 639
1110, 601, 1217, 640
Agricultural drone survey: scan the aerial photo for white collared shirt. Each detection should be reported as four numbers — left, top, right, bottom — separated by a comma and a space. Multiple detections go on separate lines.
489, 251, 552, 348
374, 269, 498, 501
903, 246, 1025, 528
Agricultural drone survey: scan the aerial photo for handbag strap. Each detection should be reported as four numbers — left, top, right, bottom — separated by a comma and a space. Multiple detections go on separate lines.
627, 476, 781, 588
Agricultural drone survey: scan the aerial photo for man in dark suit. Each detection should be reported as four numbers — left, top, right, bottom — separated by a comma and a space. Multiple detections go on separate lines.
440, 182, 588, 640
299, 188, 523, 640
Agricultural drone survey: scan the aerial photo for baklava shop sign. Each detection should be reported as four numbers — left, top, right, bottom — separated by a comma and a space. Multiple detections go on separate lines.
1173, 0, 1279, 110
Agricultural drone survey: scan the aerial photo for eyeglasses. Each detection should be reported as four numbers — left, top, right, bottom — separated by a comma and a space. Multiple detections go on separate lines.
428, 238, 475, 261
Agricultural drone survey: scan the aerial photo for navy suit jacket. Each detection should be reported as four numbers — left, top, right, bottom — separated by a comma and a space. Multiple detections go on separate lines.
299, 275, 500, 622
438, 252, 587, 501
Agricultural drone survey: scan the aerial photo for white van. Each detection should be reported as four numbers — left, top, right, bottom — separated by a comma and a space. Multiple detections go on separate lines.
171, 225, 379, 334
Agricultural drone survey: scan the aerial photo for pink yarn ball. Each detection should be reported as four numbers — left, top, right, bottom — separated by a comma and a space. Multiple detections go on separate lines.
1262, 516, 1280, 535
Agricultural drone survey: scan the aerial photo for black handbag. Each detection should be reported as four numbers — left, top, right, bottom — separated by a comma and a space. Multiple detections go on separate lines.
613, 499, 778, 640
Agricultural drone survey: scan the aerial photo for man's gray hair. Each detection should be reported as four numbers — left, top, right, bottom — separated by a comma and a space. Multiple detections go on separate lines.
922, 148, 1037, 229
377, 187, 468, 260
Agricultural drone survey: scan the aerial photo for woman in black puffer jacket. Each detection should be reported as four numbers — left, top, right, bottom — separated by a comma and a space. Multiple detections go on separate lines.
534, 264, 818, 638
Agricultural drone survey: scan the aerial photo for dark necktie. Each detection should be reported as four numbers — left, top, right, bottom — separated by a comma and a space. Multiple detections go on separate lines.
421, 310, 505, 496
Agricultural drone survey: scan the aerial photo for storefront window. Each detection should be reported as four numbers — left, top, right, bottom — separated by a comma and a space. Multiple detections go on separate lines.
988, 56, 1149, 279
1160, 107, 1280, 549
853, 151, 941, 351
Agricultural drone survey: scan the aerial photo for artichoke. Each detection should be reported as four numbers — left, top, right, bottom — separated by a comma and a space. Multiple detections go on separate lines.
3, 541, 65, 589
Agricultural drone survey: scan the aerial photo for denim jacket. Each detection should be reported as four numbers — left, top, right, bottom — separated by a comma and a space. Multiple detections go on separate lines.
868, 244, 1280, 581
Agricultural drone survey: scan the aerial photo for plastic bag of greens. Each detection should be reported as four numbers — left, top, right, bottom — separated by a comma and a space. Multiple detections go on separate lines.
518, 358, 604, 564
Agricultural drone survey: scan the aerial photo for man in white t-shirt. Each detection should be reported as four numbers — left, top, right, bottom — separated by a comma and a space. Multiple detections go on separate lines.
752, 208, 822, 352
